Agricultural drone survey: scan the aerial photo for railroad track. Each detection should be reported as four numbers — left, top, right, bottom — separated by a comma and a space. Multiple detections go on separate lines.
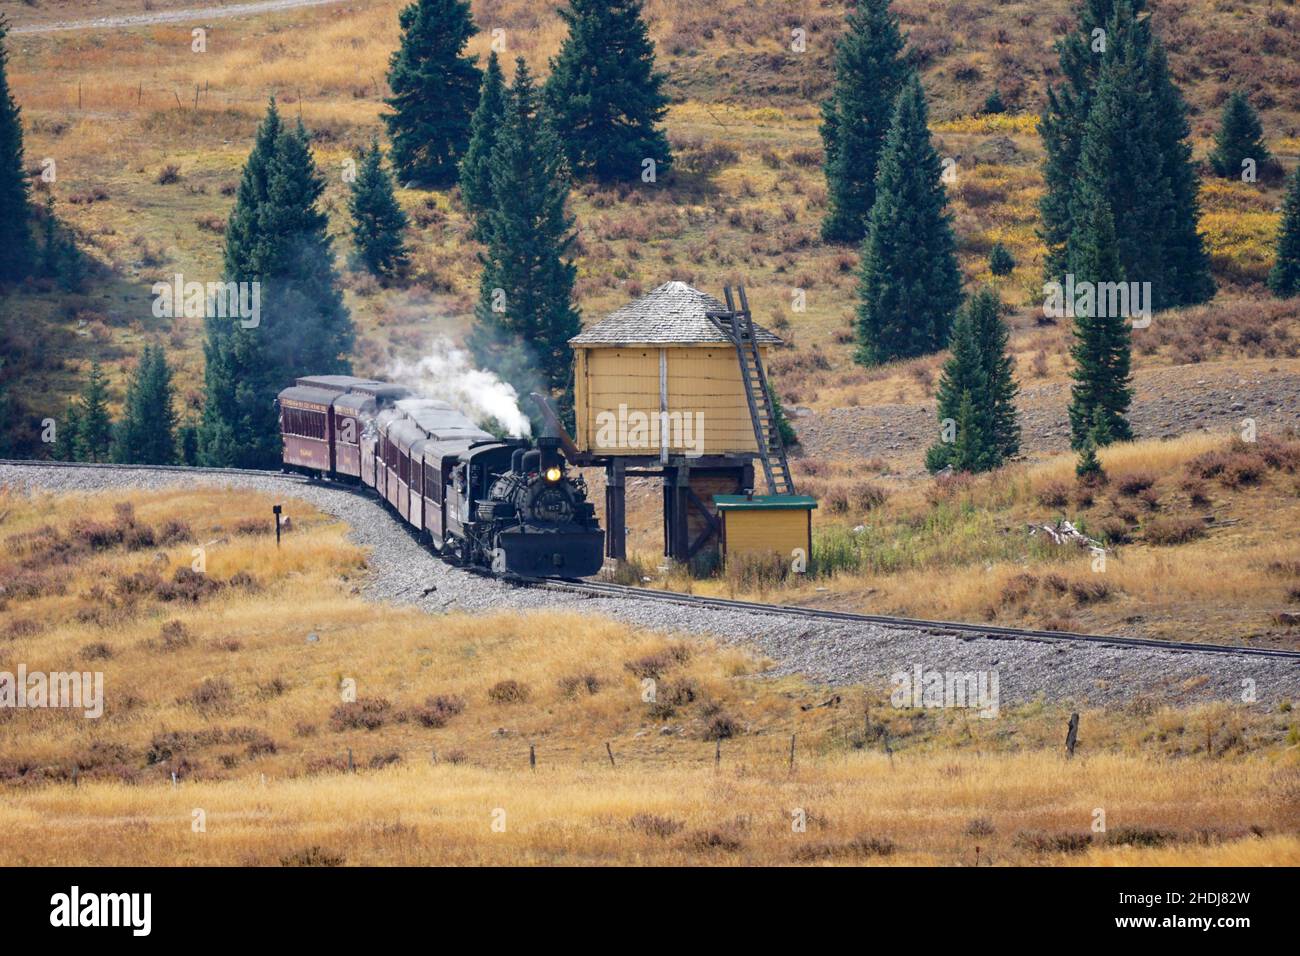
6, 459, 1299, 662
518, 577, 1300, 662
0, 459, 303, 480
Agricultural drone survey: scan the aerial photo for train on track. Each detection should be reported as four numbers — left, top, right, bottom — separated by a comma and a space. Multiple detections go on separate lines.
276, 375, 604, 578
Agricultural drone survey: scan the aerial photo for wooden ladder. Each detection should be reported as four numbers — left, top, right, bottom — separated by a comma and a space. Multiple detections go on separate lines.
709, 286, 796, 496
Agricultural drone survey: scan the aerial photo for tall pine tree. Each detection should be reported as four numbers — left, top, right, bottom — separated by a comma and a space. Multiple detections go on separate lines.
1209, 90, 1270, 180
459, 50, 507, 232
1040, 0, 1212, 308
200, 101, 354, 468
925, 288, 1018, 473
970, 287, 1020, 462
114, 344, 178, 464
78, 361, 113, 463
819, 0, 912, 245
543, 0, 671, 182
54, 398, 81, 461
855, 76, 962, 366
1067, 193, 1133, 448
0, 16, 32, 281
1270, 165, 1300, 298
471, 60, 581, 420
383, 0, 481, 186
1067, 12, 1169, 306
348, 138, 409, 278
1147, 38, 1215, 306
0, 358, 10, 458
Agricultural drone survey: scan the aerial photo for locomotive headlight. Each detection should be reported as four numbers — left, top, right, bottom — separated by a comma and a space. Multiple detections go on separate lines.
544, 466, 562, 483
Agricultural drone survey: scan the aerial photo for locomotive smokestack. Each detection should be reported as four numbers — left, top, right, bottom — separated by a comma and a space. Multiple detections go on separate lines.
538, 435, 561, 476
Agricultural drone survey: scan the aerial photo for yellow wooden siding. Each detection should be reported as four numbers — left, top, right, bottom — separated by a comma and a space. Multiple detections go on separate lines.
723, 509, 810, 563
575, 345, 768, 456
574, 348, 588, 447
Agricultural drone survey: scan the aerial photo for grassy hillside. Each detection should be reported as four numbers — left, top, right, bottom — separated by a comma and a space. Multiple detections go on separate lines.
685, 432, 1300, 646
2, 0, 1298, 643
2, 485, 1297, 864
2, 0, 1299, 444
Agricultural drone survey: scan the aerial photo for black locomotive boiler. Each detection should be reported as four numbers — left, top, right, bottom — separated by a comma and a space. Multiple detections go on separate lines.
276, 375, 604, 578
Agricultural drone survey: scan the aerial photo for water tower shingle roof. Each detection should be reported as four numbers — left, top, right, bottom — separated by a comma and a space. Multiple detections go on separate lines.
569, 281, 783, 346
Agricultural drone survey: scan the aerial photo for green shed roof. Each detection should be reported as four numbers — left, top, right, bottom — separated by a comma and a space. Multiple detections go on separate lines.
714, 494, 818, 511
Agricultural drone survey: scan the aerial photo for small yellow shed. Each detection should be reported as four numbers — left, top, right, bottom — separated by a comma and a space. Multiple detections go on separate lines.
714, 494, 817, 567
569, 282, 784, 459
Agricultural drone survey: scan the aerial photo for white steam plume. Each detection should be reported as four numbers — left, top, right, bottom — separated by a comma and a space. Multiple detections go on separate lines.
387, 337, 532, 438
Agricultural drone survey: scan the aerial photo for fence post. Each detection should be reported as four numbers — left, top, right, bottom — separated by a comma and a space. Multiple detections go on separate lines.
529, 743, 536, 772
347, 748, 354, 773
273, 505, 282, 546
789, 733, 796, 773
605, 742, 615, 768
714, 739, 721, 769
1066, 712, 1079, 759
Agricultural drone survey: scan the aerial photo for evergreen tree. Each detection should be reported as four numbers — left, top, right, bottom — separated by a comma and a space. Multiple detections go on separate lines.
948, 391, 986, 474
1076, 408, 1111, 481
54, 399, 81, 461
459, 51, 507, 231
819, 0, 912, 244
1067, 195, 1133, 449
0, 17, 31, 282
988, 242, 1016, 277
1209, 90, 1270, 180
1148, 39, 1215, 307
471, 60, 581, 420
1039, 0, 1212, 308
969, 288, 1020, 461
926, 308, 993, 474
1075, 429, 1105, 482
1068, 14, 1169, 305
0, 358, 10, 458
114, 344, 178, 464
1269, 165, 1300, 298
200, 101, 354, 468
177, 418, 200, 466
543, 0, 671, 182
1040, 0, 1141, 282
925, 288, 1018, 473
78, 361, 113, 463
348, 138, 409, 278
855, 76, 962, 366
382, 0, 481, 186
56, 227, 86, 292
39, 194, 58, 278
983, 86, 1006, 115
769, 387, 797, 448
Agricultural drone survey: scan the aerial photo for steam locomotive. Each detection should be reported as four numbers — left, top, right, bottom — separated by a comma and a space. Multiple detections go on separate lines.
276, 375, 604, 578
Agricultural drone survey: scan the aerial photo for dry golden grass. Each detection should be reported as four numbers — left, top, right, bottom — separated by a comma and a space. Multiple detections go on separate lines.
4, 752, 1298, 866
663, 433, 1300, 643
2, 485, 1298, 865
6, 0, 1296, 430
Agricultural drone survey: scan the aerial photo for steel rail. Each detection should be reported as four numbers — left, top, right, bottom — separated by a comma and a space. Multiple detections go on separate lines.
8, 460, 1297, 661
515, 577, 1300, 661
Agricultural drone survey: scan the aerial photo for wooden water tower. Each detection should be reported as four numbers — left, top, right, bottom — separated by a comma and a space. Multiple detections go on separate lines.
562, 281, 795, 568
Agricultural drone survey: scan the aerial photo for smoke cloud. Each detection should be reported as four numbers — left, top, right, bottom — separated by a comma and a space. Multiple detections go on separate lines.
388, 337, 532, 438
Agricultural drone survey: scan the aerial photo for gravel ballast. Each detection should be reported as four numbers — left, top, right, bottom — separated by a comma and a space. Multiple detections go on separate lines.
4, 462, 1297, 710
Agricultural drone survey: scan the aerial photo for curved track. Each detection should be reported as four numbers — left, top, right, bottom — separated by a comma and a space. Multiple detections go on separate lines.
516, 577, 1300, 661
0, 459, 300, 480
6, 459, 1298, 663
